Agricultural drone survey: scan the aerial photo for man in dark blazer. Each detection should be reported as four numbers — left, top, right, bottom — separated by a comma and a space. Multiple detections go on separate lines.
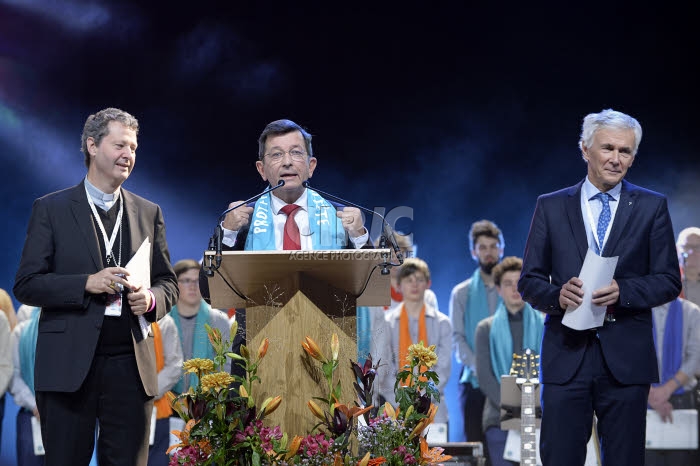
14, 108, 178, 466
518, 109, 681, 466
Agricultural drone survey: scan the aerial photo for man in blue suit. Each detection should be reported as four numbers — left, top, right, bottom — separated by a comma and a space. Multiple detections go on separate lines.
518, 109, 681, 466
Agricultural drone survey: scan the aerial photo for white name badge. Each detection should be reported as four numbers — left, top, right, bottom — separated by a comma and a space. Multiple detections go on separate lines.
105, 293, 122, 316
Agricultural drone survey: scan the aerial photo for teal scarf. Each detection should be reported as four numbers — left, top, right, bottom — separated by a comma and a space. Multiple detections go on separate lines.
244, 189, 347, 250
19, 307, 41, 396
356, 306, 371, 365
461, 269, 502, 387
489, 302, 544, 384
170, 299, 213, 393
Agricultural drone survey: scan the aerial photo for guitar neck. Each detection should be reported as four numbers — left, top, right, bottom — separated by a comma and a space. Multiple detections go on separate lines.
520, 381, 537, 465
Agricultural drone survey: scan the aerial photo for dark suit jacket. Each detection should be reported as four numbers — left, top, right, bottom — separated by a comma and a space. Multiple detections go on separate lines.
14, 181, 178, 396
518, 179, 681, 385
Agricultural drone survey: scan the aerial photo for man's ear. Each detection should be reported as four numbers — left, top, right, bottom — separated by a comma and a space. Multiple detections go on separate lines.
255, 160, 267, 181
86, 137, 97, 156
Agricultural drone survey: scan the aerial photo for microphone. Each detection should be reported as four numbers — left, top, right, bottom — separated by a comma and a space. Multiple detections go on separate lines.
302, 181, 404, 273
203, 180, 286, 277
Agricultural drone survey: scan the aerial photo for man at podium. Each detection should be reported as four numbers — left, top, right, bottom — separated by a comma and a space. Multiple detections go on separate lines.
205, 119, 373, 379
220, 118, 370, 251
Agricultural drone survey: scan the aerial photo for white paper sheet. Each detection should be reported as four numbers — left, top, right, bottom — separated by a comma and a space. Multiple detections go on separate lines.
31, 415, 45, 456
562, 249, 618, 330
504, 428, 599, 465
645, 409, 698, 449
425, 422, 448, 443
149, 406, 157, 446
125, 237, 152, 340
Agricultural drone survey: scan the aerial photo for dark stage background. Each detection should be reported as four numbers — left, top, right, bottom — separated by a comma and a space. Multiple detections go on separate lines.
1, 1, 699, 459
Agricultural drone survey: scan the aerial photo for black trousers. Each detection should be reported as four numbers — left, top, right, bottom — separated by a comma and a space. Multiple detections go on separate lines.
458, 376, 487, 444
540, 334, 649, 466
36, 353, 152, 466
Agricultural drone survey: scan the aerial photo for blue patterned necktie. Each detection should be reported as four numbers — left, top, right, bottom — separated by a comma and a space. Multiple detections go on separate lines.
593, 192, 612, 254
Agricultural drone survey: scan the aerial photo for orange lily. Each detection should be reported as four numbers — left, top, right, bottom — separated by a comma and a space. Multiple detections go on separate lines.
307, 399, 325, 421
410, 403, 438, 439
207, 326, 222, 347
419, 437, 452, 464
166, 419, 196, 454
259, 395, 282, 417
257, 338, 269, 360
334, 402, 372, 420
301, 336, 327, 363
357, 453, 387, 466
331, 333, 340, 361
285, 435, 303, 460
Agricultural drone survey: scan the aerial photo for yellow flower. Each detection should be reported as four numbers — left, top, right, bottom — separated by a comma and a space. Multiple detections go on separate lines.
301, 336, 327, 363
407, 342, 438, 368
183, 358, 214, 375
200, 371, 235, 392
381, 402, 397, 420
230, 319, 238, 339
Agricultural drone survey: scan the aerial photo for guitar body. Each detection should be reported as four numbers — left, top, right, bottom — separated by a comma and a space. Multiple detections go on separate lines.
511, 350, 602, 466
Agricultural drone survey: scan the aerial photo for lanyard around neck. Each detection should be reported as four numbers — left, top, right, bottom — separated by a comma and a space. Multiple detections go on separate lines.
85, 184, 124, 266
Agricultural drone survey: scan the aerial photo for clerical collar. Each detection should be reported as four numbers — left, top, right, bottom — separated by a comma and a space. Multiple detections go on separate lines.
84, 176, 121, 211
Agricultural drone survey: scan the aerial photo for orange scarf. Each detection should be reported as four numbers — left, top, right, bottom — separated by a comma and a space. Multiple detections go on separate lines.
398, 304, 428, 384
153, 322, 173, 419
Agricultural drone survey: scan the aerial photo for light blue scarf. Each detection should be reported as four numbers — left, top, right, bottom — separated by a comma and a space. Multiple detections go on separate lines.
19, 307, 41, 396
170, 299, 213, 393
244, 189, 347, 250
489, 301, 544, 384
460, 269, 502, 387
356, 306, 371, 365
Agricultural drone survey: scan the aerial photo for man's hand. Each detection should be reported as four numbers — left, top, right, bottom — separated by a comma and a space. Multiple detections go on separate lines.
222, 201, 254, 231
85, 267, 130, 295
648, 385, 674, 423
592, 279, 619, 306
336, 207, 366, 238
127, 284, 152, 316
559, 277, 584, 309
648, 384, 673, 409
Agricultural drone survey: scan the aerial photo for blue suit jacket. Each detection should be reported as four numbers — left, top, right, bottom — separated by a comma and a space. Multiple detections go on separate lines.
518, 179, 681, 385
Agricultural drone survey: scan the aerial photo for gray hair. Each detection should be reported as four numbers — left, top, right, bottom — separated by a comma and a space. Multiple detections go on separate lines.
81, 107, 139, 168
578, 109, 642, 160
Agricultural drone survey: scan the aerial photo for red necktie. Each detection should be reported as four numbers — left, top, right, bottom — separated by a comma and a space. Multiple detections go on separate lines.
280, 204, 301, 250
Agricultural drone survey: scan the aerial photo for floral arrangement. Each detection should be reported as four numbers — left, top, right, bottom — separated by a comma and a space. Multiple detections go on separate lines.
167, 322, 451, 466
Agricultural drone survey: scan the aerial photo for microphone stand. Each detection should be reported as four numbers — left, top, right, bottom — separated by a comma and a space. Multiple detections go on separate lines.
203, 180, 286, 277
302, 181, 403, 275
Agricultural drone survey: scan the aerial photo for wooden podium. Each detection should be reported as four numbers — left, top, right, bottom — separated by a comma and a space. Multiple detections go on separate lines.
204, 249, 391, 436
